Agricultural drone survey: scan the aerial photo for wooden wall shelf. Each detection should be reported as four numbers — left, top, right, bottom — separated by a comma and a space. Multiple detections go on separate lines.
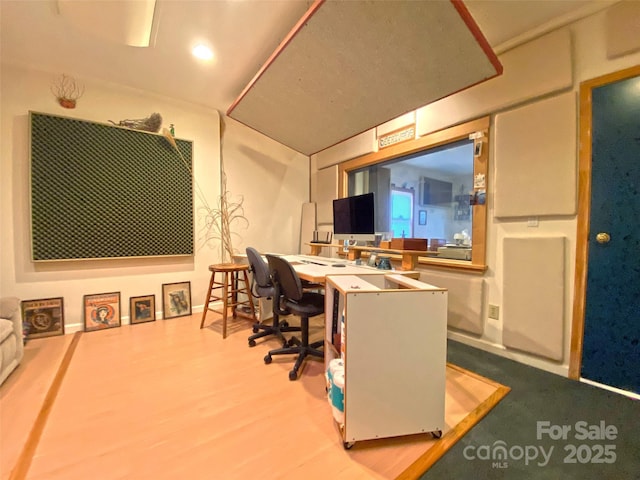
307, 243, 432, 271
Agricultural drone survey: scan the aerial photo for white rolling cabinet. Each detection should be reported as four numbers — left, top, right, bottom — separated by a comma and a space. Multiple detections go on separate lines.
324, 273, 448, 449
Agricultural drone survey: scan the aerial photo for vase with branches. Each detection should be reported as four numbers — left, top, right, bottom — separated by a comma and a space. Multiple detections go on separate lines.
162, 118, 247, 263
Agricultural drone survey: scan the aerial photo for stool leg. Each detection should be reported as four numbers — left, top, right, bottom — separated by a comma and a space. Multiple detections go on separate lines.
231, 270, 238, 319
200, 270, 216, 329
222, 271, 230, 339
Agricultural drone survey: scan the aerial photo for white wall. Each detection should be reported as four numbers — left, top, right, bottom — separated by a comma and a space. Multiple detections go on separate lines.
309, 6, 640, 377
0, 64, 308, 331
479, 7, 639, 374
222, 117, 310, 255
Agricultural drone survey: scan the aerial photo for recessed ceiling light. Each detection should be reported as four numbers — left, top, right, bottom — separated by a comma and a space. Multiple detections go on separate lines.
192, 44, 213, 60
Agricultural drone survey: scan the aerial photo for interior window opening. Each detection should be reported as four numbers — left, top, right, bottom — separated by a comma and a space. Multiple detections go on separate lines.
339, 116, 489, 271
349, 138, 474, 257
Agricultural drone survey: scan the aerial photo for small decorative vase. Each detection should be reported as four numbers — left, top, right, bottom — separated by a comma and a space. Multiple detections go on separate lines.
377, 256, 391, 270
58, 98, 76, 109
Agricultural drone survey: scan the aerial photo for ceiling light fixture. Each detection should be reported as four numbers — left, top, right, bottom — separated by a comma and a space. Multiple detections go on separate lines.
192, 44, 213, 61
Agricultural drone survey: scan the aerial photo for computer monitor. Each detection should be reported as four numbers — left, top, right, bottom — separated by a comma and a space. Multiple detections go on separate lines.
332, 192, 376, 243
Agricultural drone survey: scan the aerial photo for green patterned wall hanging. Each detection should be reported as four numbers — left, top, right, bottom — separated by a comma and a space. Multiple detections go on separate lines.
30, 112, 194, 261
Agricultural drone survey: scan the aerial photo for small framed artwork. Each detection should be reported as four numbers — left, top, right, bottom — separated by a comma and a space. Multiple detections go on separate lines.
474, 140, 483, 157
84, 292, 121, 332
367, 252, 378, 267
21, 297, 65, 339
129, 295, 156, 324
162, 281, 192, 319
418, 210, 427, 225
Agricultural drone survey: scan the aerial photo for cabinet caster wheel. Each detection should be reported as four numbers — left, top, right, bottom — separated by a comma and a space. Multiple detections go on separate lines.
288, 370, 298, 381
264, 354, 272, 364
343, 441, 355, 450
432, 430, 442, 439
248, 339, 256, 347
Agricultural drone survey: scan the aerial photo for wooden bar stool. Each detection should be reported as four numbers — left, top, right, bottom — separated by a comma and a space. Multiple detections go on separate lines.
200, 263, 257, 338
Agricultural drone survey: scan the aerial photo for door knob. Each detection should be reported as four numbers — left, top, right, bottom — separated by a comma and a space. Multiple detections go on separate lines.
595, 232, 611, 244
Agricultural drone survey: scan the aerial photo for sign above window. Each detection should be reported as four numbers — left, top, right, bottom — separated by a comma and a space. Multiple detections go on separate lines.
379, 126, 416, 150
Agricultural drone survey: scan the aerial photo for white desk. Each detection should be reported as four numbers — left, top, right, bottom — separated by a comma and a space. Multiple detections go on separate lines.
282, 255, 389, 284
233, 253, 418, 320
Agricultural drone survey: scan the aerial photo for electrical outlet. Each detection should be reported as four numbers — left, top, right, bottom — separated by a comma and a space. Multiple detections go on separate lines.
488, 304, 500, 320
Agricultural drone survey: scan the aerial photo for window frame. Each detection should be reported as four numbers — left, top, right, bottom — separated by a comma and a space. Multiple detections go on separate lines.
338, 116, 489, 272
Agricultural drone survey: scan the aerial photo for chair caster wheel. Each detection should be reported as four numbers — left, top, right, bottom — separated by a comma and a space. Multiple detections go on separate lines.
343, 441, 355, 450
248, 339, 256, 347
432, 430, 442, 439
288, 370, 298, 381
264, 354, 272, 364
252, 325, 259, 333
281, 321, 289, 328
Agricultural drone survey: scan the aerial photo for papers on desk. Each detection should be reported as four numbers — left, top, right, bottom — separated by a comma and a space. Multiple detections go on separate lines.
286, 257, 381, 284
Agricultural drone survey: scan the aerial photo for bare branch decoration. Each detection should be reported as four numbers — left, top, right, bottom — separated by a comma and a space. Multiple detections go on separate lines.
51, 74, 84, 109
109, 113, 163, 133
162, 123, 248, 263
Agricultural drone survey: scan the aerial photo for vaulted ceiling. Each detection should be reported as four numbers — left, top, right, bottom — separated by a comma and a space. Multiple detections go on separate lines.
0, 0, 613, 153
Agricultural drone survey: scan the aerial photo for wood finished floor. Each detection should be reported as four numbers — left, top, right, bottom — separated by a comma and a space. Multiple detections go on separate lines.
1, 312, 508, 480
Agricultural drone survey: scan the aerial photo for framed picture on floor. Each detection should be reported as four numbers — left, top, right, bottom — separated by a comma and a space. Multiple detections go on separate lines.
129, 295, 156, 324
83, 292, 121, 332
21, 297, 65, 339
162, 281, 192, 319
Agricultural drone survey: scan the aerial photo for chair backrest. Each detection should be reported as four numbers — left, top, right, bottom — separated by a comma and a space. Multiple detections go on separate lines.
246, 247, 274, 299
265, 254, 304, 302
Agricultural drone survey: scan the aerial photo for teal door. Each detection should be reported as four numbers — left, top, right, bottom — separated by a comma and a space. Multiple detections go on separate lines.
581, 73, 640, 394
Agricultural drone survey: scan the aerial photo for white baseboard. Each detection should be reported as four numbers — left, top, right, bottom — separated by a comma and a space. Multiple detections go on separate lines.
65, 323, 84, 334
579, 378, 640, 400
447, 330, 569, 378
64, 303, 209, 334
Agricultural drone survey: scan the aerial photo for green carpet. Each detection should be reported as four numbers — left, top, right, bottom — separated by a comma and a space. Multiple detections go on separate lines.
422, 340, 640, 479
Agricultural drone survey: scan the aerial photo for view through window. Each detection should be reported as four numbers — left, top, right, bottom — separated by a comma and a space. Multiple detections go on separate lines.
339, 116, 489, 270
349, 139, 474, 260
391, 187, 414, 238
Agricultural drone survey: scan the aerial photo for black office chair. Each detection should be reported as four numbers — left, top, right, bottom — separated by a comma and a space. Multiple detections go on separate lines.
246, 247, 301, 347
264, 254, 324, 381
